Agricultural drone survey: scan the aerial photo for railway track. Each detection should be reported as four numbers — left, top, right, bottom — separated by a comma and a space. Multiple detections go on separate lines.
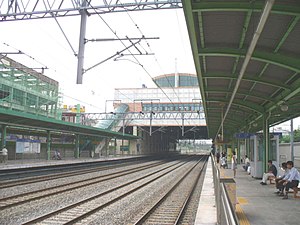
20, 156, 207, 225
0, 160, 169, 209
0, 159, 148, 189
131, 156, 207, 225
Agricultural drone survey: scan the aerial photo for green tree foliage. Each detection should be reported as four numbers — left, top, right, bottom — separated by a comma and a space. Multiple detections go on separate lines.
280, 135, 290, 143
294, 129, 300, 142
279, 128, 300, 143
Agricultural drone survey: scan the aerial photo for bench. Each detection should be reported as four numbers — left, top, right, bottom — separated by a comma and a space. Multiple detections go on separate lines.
268, 175, 276, 184
292, 187, 299, 198
287, 186, 300, 198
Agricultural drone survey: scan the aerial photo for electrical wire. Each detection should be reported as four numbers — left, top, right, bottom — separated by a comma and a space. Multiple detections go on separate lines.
61, 93, 104, 110
87, 3, 182, 121
118, 2, 185, 109
3, 42, 48, 69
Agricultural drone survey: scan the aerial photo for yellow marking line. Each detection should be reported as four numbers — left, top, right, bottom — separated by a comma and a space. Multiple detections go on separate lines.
236, 197, 250, 225
219, 167, 250, 224
237, 197, 248, 205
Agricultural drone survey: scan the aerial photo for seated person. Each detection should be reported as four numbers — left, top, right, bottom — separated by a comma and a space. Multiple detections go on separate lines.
282, 161, 300, 199
220, 153, 227, 169
260, 160, 277, 185
275, 162, 289, 195
243, 155, 250, 171
247, 165, 251, 174
52, 149, 62, 160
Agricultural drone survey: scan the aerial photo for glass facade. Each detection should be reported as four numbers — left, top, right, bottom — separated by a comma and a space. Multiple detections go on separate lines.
142, 103, 203, 112
113, 73, 205, 126
114, 87, 201, 104
154, 74, 198, 87
0, 55, 61, 118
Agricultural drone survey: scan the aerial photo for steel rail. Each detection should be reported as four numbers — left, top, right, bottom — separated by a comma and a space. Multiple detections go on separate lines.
21, 158, 195, 225
132, 156, 207, 224
0, 160, 144, 189
0, 161, 167, 210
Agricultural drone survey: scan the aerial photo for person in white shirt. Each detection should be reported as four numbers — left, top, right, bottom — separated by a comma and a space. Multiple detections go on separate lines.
232, 151, 237, 178
282, 161, 300, 199
243, 155, 250, 171
1, 146, 8, 163
275, 162, 289, 195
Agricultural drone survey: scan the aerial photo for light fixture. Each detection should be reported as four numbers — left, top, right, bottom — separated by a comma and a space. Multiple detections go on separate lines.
280, 103, 288, 112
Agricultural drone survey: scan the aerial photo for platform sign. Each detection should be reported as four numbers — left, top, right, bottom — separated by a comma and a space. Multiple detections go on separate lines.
16, 139, 41, 153
16, 142, 25, 153
235, 133, 253, 139
120, 146, 129, 151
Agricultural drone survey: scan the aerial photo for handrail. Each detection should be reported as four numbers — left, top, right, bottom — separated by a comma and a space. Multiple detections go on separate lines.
220, 183, 239, 225
211, 153, 239, 225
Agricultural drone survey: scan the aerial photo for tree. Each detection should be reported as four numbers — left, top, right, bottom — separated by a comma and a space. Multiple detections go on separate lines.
280, 135, 290, 143
293, 129, 300, 142
279, 128, 300, 143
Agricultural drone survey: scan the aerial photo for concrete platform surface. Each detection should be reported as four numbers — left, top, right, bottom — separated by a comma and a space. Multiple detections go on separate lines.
0, 155, 140, 171
221, 165, 300, 225
195, 157, 217, 225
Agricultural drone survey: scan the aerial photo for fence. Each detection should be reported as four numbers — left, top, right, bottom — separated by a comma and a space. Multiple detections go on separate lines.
211, 154, 240, 225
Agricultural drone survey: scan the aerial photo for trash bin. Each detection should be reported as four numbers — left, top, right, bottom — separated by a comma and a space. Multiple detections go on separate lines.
220, 178, 236, 210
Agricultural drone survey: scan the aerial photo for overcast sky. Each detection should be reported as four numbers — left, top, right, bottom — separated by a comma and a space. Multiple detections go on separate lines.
1, 7, 299, 130
0, 8, 195, 112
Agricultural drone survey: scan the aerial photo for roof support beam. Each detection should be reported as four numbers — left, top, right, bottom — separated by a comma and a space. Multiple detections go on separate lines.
242, 76, 300, 132
198, 48, 300, 73
203, 73, 291, 90
207, 107, 252, 116
183, 0, 210, 135
274, 16, 300, 52
206, 87, 276, 104
207, 98, 264, 114
246, 15, 300, 100
229, 10, 253, 97
191, 2, 300, 16
198, 12, 207, 75
213, 0, 274, 138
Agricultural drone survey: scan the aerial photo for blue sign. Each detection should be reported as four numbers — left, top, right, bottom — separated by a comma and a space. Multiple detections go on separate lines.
235, 133, 253, 139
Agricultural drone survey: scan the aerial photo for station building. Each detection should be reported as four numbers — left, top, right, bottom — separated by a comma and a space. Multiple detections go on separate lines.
107, 72, 209, 155
0, 54, 61, 118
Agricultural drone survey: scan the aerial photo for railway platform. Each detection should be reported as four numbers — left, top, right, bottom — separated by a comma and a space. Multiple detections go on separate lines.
220, 164, 300, 225
0, 155, 140, 171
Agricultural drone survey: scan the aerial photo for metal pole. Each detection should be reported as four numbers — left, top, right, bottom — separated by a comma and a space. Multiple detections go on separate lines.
75, 134, 80, 158
221, 106, 224, 141
76, 104, 81, 124
150, 112, 153, 136
182, 112, 184, 136
1, 125, 7, 148
76, 0, 88, 84
263, 113, 270, 172
122, 117, 125, 136
47, 130, 51, 160
291, 119, 294, 162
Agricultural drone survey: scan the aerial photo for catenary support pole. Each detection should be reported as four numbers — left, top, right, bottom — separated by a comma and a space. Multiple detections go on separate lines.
76, 0, 88, 84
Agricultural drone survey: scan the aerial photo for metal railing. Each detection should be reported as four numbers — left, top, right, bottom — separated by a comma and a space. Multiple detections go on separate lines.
211, 153, 240, 225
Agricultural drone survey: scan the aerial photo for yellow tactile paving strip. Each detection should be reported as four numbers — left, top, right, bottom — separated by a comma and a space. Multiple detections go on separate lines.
237, 197, 248, 205
236, 203, 251, 225
236, 196, 250, 224
219, 167, 251, 224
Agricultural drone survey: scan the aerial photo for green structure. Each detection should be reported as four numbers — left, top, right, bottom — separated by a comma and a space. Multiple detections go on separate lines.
0, 54, 61, 119
182, 0, 300, 172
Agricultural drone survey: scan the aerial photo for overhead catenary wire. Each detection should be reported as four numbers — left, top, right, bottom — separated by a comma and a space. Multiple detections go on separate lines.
62, 93, 104, 110
87, 3, 182, 124
117, 1, 184, 112
3, 42, 48, 69
120, 3, 183, 100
